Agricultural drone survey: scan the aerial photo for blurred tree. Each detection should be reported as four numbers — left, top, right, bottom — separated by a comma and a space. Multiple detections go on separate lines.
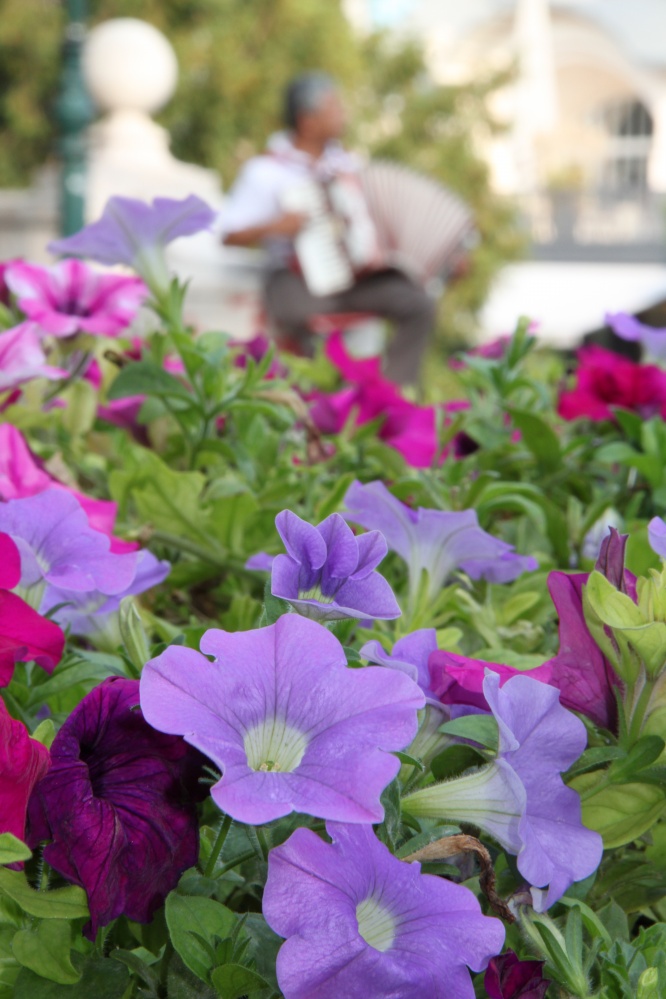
0, 3, 522, 341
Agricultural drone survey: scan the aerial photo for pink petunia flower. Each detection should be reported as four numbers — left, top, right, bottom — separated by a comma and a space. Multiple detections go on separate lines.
1, 697, 50, 842
0, 323, 67, 392
5, 259, 147, 338
308, 332, 470, 468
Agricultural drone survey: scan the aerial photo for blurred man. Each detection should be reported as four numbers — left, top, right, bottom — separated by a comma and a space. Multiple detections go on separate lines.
219, 71, 436, 386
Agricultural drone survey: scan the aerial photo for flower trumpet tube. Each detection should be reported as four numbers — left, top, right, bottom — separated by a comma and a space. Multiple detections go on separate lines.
402, 672, 603, 910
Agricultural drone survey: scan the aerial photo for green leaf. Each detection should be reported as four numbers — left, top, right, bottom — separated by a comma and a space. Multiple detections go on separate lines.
210, 963, 272, 998
572, 777, 666, 848
165, 893, 236, 983
0, 869, 89, 920
107, 361, 193, 402
438, 714, 499, 751
13, 956, 129, 999
610, 737, 666, 784
12, 919, 79, 985
565, 746, 625, 780
509, 408, 561, 470
375, 778, 402, 850
431, 744, 486, 781
0, 836, 31, 867
393, 751, 424, 771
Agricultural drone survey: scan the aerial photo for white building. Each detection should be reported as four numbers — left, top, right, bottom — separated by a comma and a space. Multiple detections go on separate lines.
347, 0, 666, 343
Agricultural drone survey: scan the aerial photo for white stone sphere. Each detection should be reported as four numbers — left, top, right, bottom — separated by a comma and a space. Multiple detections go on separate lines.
83, 18, 178, 115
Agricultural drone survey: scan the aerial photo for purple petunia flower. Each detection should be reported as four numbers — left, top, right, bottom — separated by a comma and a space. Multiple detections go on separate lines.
0, 322, 67, 392
268, 509, 400, 622
648, 516, 666, 558
605, 311, 666, 361
49, 194, 216, 294
343, 480, 537, 601
0, 489, 169, 629
5, 260, 147, 338
140, 615, 424, 825
263, 821, 505, 999
360, 628, 438, 697
403, 671, 603, 910
41, 549, 171, 639
27, 677, 205, 940
485, 950, 551, 999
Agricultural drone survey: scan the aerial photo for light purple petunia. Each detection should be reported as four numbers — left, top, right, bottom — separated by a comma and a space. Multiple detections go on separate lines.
0, 322, 67, 392
606, 311, 666, 361
648, 516, 666, 558
0, 489, 169, 628
27, 677, 205, 940
403, 671, 603, 910
140, 614, 424, 825
268, 509, 400, 622
5, 259, 147, 338
49, 194, 216, 293
361, 628, 438, 697
344, 480, 537, 601
263, 821, 505, 999
41, 548, 171, 638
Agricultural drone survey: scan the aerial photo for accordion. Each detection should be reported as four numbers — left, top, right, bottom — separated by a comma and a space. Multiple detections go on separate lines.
280, 160, 476, 297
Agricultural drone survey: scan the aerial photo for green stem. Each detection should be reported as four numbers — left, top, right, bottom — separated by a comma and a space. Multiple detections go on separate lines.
204, 814, 233, 878
626, 676, 656, 746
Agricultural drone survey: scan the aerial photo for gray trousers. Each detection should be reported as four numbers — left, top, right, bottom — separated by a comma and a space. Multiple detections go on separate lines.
263, 268, 436, 386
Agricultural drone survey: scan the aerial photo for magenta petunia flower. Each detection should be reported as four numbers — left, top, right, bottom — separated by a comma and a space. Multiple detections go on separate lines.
485, 950, 551, 999
0, 322, 67, 392
428, 649, 553, 713
558, 344, 666, 422
140, 615, 424, 825
1, 697, 50, 842
268, 510, 400, 621
308, 332, 470, 468
263, 821, 505, 999
403, 671, 603, 910
27, 677, 205, 940
344, 480, 537, 601
0, 532, 65, 686
49, 194, 216, 293
4, 259, 147, 338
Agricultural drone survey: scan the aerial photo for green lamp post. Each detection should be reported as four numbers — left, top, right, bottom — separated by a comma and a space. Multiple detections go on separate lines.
55, 0, 95, 236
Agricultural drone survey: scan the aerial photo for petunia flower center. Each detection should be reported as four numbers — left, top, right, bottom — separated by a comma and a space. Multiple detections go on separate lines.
355, 896, 396, 952
298, 582, 334, 604
243, 718, 308, 773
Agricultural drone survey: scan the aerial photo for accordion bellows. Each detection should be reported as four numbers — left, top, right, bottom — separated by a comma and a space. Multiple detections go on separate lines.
358, 160, 476, 288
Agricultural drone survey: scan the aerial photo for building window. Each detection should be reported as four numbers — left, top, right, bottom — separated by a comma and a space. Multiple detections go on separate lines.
599, 99, 653, 197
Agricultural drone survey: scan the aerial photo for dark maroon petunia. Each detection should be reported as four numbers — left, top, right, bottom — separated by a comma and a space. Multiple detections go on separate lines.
27, 677, 205, 939
485, 949, 550, 999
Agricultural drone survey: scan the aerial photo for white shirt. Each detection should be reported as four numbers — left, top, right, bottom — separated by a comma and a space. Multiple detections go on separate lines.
218, 131, 363, 266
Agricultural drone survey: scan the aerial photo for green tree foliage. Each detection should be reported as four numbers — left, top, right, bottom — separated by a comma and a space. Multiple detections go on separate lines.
0, 2, 522, 340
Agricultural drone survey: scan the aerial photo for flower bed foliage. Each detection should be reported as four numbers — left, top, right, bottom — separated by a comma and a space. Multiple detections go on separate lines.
2, 196, 666, 998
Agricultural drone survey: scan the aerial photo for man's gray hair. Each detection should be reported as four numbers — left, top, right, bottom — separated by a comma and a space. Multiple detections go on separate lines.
284, 72, 337, 130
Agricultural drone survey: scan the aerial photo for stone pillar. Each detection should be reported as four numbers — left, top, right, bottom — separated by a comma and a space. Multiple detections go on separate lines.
81, 18, 264, 336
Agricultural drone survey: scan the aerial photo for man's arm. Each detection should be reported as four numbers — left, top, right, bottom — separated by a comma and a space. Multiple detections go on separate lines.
222, 211, 306, 247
